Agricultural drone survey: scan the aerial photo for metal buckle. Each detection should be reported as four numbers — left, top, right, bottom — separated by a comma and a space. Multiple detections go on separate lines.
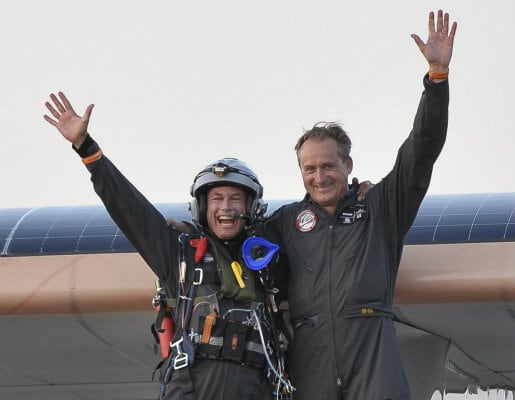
192, 268, 203, 285
171, 337, 189, 370
173, 353, 189, 369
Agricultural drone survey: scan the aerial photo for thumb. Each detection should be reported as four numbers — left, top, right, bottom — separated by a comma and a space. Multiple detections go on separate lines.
410, 34, 425, 52
83, 104, 95, 123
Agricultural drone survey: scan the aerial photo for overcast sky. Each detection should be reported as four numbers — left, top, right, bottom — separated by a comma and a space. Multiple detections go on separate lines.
2, 0, 514, 209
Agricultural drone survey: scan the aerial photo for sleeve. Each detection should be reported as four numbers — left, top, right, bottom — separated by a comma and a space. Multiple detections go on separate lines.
74, 135, 178, 284
380, 74, 449, 237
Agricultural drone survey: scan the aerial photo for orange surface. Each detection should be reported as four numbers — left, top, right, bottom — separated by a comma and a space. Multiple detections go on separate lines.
1, 241, 515, 315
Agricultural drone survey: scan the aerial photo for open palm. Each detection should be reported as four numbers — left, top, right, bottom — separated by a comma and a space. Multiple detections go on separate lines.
44, 92, 94, 147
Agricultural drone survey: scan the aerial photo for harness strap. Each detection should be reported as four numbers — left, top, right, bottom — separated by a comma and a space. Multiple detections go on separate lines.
162, 293, 220, 309
201, 312, 217, 344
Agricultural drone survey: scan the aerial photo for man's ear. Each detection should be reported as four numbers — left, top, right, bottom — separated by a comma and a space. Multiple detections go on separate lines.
345, 157, 353, 174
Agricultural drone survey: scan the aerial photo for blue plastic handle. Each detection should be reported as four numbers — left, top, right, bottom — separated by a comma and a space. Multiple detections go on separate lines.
242, 236, 279, 271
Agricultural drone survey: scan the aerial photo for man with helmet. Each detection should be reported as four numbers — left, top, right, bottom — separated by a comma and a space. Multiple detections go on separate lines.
43, 92, 292, 400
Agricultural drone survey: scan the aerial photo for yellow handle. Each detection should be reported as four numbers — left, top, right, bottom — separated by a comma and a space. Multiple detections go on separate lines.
231, 261, 246, 288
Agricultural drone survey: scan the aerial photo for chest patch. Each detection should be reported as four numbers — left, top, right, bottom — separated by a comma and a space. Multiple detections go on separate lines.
296, 210, 317, 232
203, 251, 215, 263
337, 203, 368, 225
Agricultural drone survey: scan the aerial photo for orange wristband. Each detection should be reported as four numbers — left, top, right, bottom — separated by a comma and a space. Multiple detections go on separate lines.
81, 149, 103, 165
429, 69, 449, 81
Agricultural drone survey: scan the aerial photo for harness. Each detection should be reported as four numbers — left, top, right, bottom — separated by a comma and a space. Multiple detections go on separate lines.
151, 230, 294, 399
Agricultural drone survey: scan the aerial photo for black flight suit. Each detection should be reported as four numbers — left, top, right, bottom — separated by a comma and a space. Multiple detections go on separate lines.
75, 136, 273, 400
265, 75, 449, 400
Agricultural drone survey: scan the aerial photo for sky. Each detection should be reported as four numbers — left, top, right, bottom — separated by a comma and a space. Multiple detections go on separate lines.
2, 0, 514, 209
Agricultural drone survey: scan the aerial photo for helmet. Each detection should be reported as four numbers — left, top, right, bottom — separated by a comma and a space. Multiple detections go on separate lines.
190, 158, 266, 227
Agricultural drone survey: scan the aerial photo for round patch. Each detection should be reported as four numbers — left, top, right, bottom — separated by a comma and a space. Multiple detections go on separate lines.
296, 210, 317, 232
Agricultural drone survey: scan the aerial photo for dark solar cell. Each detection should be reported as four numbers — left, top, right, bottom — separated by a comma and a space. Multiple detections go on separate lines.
42, 237, 81, 253
504, 224, 515, 240
470, 224, 508, 242
9, 237, 45, 254
0, 228, 11, 240
0, 209, 31, 228
404, 226, 436, 244
438, 214, 475, 226
77, 236, 117, 252
82, 225, 118, 236
433, 225, 471, 243
12, 227, 50, 239
48, 226, 84, 237
412, 215, 440, 226
474, 213, 510, 225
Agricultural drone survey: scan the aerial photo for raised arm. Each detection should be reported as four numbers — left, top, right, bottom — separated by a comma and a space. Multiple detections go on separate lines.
44, 92, 94, 149
411, 10, 457, 81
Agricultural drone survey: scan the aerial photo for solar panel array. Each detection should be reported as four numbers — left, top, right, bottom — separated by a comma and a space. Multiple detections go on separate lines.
0, 204, 189, 256
405, 193, 515, 244
1, 193, 514, 256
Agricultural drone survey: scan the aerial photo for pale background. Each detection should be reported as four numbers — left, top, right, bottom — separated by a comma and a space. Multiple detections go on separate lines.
1, 0, 514, 209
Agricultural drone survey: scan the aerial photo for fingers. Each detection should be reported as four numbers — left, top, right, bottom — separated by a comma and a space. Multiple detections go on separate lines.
428, 11, 435, 34
441, 11, 449, 34
43, 113, 57, 126
44, 99, 61, 120
431, 9, 456, 37
356, 180, 375, 201
436, 10, 443, 34
448, 21, 458, 39
58, 92, 76, 114
49, 92, 66, 114
43, 92, 94, 124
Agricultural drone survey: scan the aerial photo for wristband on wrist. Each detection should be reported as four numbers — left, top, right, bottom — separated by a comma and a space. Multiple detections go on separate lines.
82, 149, 103, 165
429, 69, 449, 81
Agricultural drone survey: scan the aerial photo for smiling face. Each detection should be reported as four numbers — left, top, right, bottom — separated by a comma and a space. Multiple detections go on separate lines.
298, 137, 353, 214
206, 185, 247, 240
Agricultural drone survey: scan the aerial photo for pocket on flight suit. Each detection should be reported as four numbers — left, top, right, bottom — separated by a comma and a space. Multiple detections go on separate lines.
197, 315, 225, 359
221, 320, 248, 362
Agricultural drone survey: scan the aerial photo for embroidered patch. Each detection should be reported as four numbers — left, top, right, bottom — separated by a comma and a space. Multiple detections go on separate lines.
203, 252, 214, 262
296, 210, 317, 232
337, 203, 368, 225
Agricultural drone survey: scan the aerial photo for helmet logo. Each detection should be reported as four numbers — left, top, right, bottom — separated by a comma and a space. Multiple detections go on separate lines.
296, 210, 317, 232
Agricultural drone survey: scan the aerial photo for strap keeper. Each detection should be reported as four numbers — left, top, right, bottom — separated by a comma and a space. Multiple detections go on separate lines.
81, 149, 103, 165
428, 69, 449, 81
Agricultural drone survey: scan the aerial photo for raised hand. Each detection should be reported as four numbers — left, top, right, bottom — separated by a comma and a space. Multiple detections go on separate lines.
44, 92, 94, 149
411, 10, 457, 73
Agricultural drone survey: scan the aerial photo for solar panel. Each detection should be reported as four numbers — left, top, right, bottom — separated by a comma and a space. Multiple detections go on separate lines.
0, 203, 190, 256
1, 193, 515, 256
405, 193, 515, 244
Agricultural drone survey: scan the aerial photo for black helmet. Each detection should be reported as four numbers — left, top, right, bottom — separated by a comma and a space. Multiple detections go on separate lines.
190, 158, 266, 227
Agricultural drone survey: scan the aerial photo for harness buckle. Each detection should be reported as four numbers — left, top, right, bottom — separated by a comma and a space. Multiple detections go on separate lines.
193, 268, 203, 285
173, 353, 189, 370
171, 337, 189, 370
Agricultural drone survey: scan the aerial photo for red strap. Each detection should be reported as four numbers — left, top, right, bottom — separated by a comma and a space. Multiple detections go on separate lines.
190, 237, 208, 263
